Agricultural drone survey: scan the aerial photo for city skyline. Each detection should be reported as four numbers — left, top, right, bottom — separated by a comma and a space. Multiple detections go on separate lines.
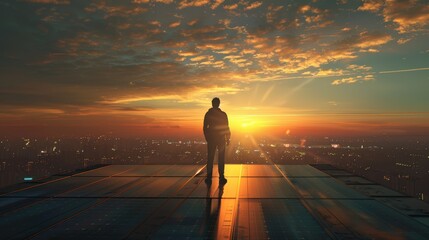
1, 0, 429, 137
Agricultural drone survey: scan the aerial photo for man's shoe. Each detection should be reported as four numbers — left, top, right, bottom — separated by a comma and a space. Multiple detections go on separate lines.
219, 177, 227, 185
204, 178, 212, 184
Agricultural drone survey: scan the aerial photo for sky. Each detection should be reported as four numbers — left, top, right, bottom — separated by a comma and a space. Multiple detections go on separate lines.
0, 0, 428, 138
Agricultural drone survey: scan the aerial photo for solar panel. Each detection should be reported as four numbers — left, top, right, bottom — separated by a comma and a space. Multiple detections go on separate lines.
289, 177, 368, 199
0, 198, 98, 239
1, 164, 428, 239
239, 177, 299, 198
305, 199, 429, 239
277, 165, 330, 177
31, 199, 163, 240
236, 199, 331, 239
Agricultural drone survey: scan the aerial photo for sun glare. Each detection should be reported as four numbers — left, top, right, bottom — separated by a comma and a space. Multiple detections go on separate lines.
229, 116, 261, 133
241, 122, 255, 128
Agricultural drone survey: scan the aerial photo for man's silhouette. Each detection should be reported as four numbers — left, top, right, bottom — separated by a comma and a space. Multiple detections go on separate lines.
203, 97, 230, 185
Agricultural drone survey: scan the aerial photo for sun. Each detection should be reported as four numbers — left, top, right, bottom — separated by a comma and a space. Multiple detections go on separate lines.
229, 115, 267, 134
241, 121, 255, 129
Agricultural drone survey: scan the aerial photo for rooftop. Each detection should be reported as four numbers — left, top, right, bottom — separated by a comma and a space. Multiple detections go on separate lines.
1, 164, 429, 239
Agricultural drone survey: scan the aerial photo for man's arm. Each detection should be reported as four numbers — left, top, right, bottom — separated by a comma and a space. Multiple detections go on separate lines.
203, 112, 209, 141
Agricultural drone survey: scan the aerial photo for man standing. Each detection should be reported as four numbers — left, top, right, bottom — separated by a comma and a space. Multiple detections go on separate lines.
203, 97, 230, 185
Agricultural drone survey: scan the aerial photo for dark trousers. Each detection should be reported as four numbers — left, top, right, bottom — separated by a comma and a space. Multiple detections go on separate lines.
206, 138, 226, 178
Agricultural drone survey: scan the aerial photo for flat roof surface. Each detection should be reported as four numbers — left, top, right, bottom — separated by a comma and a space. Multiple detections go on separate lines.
1, 164, 429, 239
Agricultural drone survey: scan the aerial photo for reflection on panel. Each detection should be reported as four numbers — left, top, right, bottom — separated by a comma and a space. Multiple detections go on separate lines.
289, 178, 367, 199
189, 177, 239, 198
306, 199, 429, 240
211, 164, 243, 177
149, 198, 236, 239
32, 199, 163, 240
243, 165, 282, 177
240, 178, 298, 198
236, 199, 330, 239
277, 165, 329, 177
74, 165, 136, 177
0, 198, 97, 239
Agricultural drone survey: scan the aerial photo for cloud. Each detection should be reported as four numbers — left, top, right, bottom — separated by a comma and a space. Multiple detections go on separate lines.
383, 0, 429, 33
332, 75, 374, 85
211, 0, 224, 10
397, 38, 411, 44
347, 64, 373, 71
190, 55, 213, 62
358, 0, 383, 12
358, 0, 429, 33
224, 4, 238, 10
155, 0, 174, 3
85, 2, 148, 17
101, 86, 244, 105
332, 77, 356, 85
149, 21, 162, 27
169, 21, 181, 28
177, 50, 199, 57
333, 31, 392, 56
352, 31, 392, 48
298, 4, 333, 28
313, 69, 345, 77
245, 1, 263, 11
1, 0, 427, 127
187, 19, 198, 26
178, 0, 210, 9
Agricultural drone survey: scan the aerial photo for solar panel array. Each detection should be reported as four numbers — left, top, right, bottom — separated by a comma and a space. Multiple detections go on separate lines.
1, 164, 428, 239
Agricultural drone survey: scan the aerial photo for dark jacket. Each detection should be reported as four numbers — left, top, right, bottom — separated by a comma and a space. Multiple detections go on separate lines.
203, 108, 231, 142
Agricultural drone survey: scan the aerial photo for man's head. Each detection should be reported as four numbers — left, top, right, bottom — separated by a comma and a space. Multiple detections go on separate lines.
212, 97, 220, 108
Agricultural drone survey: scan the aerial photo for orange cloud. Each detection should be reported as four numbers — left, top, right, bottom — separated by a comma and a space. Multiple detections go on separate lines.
155, 0, 174, 3
177, 50, 199, 57
353, 32, 392, 48
337, 31, 392, 51
85, 2, 148, 17
169, 21, 181, 28
347, 64, 372, 71
383, 0, 429, 33
187, 19, 198, 26
224, 4, 238, 10
359, 0, 429, 33
332, 75, 374, 85
178, 0, 210, 9
211, 0, 224, 10
245, 1, 263, 11
358, 0, 383, 12
190, 55, 213, 62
